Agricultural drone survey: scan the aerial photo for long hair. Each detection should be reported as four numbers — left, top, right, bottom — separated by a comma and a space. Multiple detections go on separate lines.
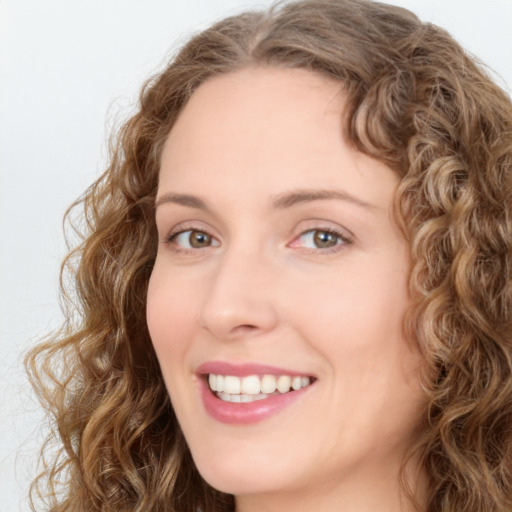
26, 1, 512, 511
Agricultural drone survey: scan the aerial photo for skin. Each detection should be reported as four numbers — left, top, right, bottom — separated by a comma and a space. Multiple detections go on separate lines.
147, 67, 426, 512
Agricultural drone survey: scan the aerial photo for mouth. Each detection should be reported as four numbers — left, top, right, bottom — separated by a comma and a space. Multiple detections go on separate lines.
197, 361, 316, 423
207, 373, 314, 403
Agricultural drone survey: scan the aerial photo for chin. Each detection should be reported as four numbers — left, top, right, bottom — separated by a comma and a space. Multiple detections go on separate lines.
190, 444, 298, 496
198, 463, 278, 496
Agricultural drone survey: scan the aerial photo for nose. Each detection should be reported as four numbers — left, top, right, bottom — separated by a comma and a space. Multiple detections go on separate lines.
198, 245, 279, 341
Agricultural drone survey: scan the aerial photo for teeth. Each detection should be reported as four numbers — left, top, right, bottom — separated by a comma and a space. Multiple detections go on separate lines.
261, 374, 277, 393
277, 375, 291, 393
216, 374, 224, 392
223, 375, 241, 394
217, 392, 270, 403
208, 373, 312, 398
241, 375, 260, 394
291, 376, 302, 391
208, 374, 217, 392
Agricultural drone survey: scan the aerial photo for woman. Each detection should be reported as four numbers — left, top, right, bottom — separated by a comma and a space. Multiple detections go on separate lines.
27, 0, 512, 511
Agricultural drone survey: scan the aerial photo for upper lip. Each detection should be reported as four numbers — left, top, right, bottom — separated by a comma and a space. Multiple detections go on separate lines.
197, 360, 315, 378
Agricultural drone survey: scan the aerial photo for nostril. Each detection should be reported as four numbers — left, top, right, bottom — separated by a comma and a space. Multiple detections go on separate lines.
238, 324, 257, 331
227, 324, 260, 337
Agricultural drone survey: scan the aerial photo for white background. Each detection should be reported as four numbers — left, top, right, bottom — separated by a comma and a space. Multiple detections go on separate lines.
1, 1, 511, 510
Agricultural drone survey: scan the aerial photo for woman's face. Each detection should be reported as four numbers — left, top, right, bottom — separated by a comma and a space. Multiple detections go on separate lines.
147, 67, 425, 506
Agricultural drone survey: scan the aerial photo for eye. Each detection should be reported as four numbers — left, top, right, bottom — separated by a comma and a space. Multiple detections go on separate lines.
168, 229, 219, 250
291, 228, 349, 251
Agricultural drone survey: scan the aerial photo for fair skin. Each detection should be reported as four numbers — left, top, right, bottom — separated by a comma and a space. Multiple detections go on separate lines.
147, 67, 425, 512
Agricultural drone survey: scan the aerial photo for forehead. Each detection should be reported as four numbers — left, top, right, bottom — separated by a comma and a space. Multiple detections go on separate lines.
163, 67, 344, 162
159, 66, 398, 210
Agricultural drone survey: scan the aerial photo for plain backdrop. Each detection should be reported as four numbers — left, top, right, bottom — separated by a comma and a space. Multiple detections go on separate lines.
1, 0, 511, 510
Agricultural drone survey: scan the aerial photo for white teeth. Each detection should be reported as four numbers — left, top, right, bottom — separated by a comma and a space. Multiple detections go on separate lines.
241, 375, 261, 394
261, 374, 277, 393
277, 375, 291, 393
217, 392, 270, 403
223, 375, 241, 394
208, 373, 217, 392
207, 373, 313, 398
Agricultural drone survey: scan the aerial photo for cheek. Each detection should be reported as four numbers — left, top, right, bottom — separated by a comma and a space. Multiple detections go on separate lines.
286, 258, 415, 397
146, 266, 198, 371
288, 258, 409, 345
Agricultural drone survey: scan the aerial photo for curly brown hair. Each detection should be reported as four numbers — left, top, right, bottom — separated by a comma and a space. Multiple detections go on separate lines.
26, 0, 512, 511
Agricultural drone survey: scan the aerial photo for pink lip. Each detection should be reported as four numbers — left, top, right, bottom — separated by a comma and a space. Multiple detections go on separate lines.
200, 379, 312, 424
197, 361, 310, 377
196, 361, 315, 424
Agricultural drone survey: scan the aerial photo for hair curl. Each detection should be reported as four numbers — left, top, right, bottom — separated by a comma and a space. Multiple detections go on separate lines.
26, 1, 512, 511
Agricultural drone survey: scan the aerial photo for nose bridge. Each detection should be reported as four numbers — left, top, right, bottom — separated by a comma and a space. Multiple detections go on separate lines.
198, 238, 278, 340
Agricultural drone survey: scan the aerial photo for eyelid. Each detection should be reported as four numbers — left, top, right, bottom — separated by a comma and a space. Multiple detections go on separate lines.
291, 219, 353, 239
288, 222, 354, 252
159, 220, 353, 254
162, 221, 220, 247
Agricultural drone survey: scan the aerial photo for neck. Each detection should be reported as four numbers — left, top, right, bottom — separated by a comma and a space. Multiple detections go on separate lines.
235, 456, 427, 512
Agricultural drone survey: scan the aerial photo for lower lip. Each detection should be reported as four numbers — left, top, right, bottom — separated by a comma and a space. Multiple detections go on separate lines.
200, 379, 312, 424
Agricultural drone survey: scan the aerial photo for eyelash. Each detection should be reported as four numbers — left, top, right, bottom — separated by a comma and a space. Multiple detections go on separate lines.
164, 226, 219, 253
163, 226, 352, 254
290, 227, 351, 253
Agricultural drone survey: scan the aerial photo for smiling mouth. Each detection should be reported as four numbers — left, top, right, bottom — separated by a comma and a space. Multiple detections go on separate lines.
207, 373, 314, 403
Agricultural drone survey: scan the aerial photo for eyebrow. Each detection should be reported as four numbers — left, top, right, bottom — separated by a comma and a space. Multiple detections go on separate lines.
271, 188, 377, 210
155, 193, 210, 211
155, 188, 376, 211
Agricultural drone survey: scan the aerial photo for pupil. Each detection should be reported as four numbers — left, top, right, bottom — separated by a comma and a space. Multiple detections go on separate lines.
190, 231, 210, 248
314, 231, 337, 248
